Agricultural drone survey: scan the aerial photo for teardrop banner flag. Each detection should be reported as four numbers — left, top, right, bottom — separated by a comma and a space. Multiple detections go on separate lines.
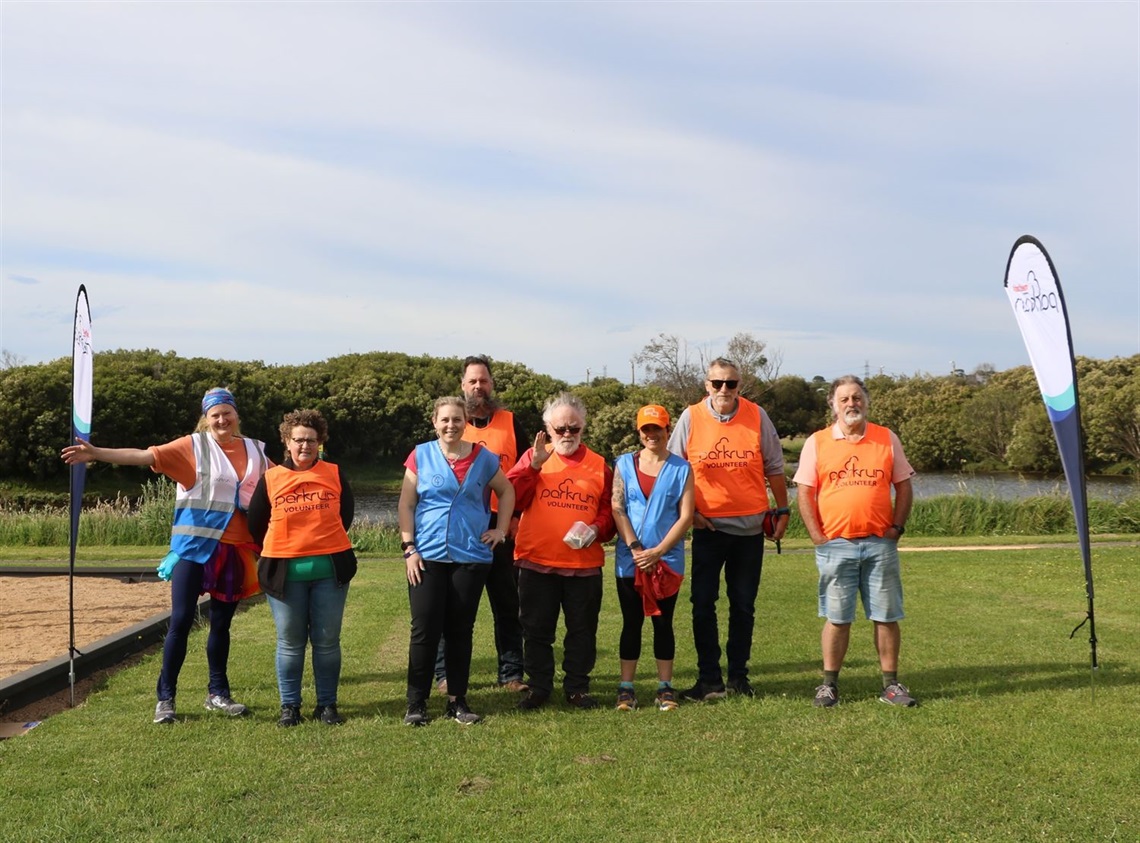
1003, 236, 1097, 671
69, 285, 93, 705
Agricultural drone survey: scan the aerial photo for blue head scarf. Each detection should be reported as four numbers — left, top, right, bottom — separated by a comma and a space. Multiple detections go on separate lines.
201, 388, 237, 414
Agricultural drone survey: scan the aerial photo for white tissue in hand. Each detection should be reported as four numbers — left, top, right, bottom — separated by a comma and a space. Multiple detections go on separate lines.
563, 521, 595, 549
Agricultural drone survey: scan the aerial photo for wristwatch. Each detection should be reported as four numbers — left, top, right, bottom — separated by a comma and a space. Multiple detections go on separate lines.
891, 524, 905, 536
629, 540, 644, 551
400, 540, 416, 551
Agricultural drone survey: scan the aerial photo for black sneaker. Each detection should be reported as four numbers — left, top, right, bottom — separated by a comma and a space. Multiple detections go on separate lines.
727, 677, 755, 698
813, 683, 839, 708
404, 700, 430, 727
444, 696, 483, 725
680, 681, 727, 702
517, 690, 550, 711
153, 699, 176, 725
313, 704, 345, 725
277, 704, 303, 727
565, 691, 599, 710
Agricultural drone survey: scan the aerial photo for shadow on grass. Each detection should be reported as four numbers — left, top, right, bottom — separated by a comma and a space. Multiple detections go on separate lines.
750, 657, 1132, 703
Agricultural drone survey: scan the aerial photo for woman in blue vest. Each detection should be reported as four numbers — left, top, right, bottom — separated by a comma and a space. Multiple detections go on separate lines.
396, 397, 515, 726
611, 404, 694, 712
62, 387, 269, 725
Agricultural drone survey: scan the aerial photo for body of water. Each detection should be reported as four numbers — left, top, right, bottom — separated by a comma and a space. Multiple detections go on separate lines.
354, 473, 1137, 524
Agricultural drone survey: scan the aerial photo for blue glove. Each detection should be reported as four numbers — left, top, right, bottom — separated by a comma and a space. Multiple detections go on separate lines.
157, 551, 180, 581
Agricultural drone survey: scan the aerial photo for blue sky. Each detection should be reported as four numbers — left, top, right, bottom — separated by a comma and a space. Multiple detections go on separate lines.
2, 2, 1137, 385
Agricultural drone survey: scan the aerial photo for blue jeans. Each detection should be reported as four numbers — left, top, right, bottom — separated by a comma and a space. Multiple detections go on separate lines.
267, 577, 350, 707
816, 537, 904, 623
689, 529, 765, 685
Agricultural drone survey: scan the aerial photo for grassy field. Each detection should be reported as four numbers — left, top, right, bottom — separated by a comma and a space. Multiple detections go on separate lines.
2, 544, 1137, 842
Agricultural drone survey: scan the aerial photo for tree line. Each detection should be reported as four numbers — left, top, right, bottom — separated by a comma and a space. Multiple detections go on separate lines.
1, 340, 1136, 484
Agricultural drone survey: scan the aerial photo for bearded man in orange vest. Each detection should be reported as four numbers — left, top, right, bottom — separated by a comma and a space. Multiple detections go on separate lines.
508, 392, 616, 711
668, 358, 790, 701
434, 355, 530, 695
793, 375, 917, 708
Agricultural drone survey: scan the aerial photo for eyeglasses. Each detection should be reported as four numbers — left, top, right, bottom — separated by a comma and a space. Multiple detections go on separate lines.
291, 437, 319, 446
709, 379, 739, 390
551, 425, 582, 435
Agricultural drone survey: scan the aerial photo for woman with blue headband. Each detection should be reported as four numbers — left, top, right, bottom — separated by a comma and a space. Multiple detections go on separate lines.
62, 387, 270, 725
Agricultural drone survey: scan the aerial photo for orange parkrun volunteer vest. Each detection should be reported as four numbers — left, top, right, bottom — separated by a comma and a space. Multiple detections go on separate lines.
260, 461, 353, 559
685, 397, 769, 517
514, 448, 606, 570
462, 409, 517, 512
812, 422, 895, 540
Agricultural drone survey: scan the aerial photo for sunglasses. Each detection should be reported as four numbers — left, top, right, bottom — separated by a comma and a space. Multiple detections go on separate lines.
551, 425, 582, 435
709, 379, 739, 390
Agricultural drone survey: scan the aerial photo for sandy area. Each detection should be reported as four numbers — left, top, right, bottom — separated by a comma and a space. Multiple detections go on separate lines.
1, 575, 171, 723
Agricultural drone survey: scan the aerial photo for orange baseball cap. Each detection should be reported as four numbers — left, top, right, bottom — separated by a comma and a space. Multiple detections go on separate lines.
636, 404, 670, 429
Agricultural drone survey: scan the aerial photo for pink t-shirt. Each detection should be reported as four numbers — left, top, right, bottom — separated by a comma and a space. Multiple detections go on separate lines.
404, 443, 485, 485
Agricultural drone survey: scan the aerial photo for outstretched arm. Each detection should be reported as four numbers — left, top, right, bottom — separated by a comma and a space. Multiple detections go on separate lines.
61, 438, 156, 467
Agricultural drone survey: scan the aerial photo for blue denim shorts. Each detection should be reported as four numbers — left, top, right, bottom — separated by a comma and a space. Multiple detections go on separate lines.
815, 536, 904, 624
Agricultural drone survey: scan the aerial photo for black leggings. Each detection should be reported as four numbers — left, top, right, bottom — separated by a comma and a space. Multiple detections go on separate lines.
615, 576, 678, 662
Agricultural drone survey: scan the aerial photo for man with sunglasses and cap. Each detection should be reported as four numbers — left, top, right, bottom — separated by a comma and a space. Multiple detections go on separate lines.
668, 358, 789, 701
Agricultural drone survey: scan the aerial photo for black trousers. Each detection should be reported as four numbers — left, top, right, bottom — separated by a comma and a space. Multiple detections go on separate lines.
406, 559, 489, 703
434, 529, 524, 684
518, 567, 602, 696
689, 529, 764, 685
615, 575, 678, 662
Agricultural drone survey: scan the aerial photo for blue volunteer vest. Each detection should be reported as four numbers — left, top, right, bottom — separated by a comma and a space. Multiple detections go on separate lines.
413, 442, 498, 564
613, 451, 690, 578
169, 433, 268, 563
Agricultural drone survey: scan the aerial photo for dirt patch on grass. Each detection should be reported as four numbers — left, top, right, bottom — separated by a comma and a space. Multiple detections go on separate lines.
1, 575, 170, 723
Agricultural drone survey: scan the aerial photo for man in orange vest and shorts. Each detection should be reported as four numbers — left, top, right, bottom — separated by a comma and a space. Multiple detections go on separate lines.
793, 375, 917, 708
668, 358, 790, 701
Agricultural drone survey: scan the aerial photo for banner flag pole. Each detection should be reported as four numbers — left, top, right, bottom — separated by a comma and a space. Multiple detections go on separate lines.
1003, 236, 1098, 681
69, 285, 94, 707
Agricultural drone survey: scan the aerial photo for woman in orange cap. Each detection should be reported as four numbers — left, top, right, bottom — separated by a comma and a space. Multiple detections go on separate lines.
610, 404, 694, 711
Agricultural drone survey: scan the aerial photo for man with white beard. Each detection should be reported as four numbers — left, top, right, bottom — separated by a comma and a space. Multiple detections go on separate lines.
793, 375, 917, 708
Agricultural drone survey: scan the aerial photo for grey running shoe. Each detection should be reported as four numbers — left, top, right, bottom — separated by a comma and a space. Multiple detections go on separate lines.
404, 700, 430, 726
444, 697, 482, 725
153, 699, 176, 724
680, 681, 727, 702
204, 694, 249, 716
879, 682, 918, 707
813, 683, 839, 708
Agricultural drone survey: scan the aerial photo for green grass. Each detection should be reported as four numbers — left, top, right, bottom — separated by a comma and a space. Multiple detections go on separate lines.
2, 544, 1137, 841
